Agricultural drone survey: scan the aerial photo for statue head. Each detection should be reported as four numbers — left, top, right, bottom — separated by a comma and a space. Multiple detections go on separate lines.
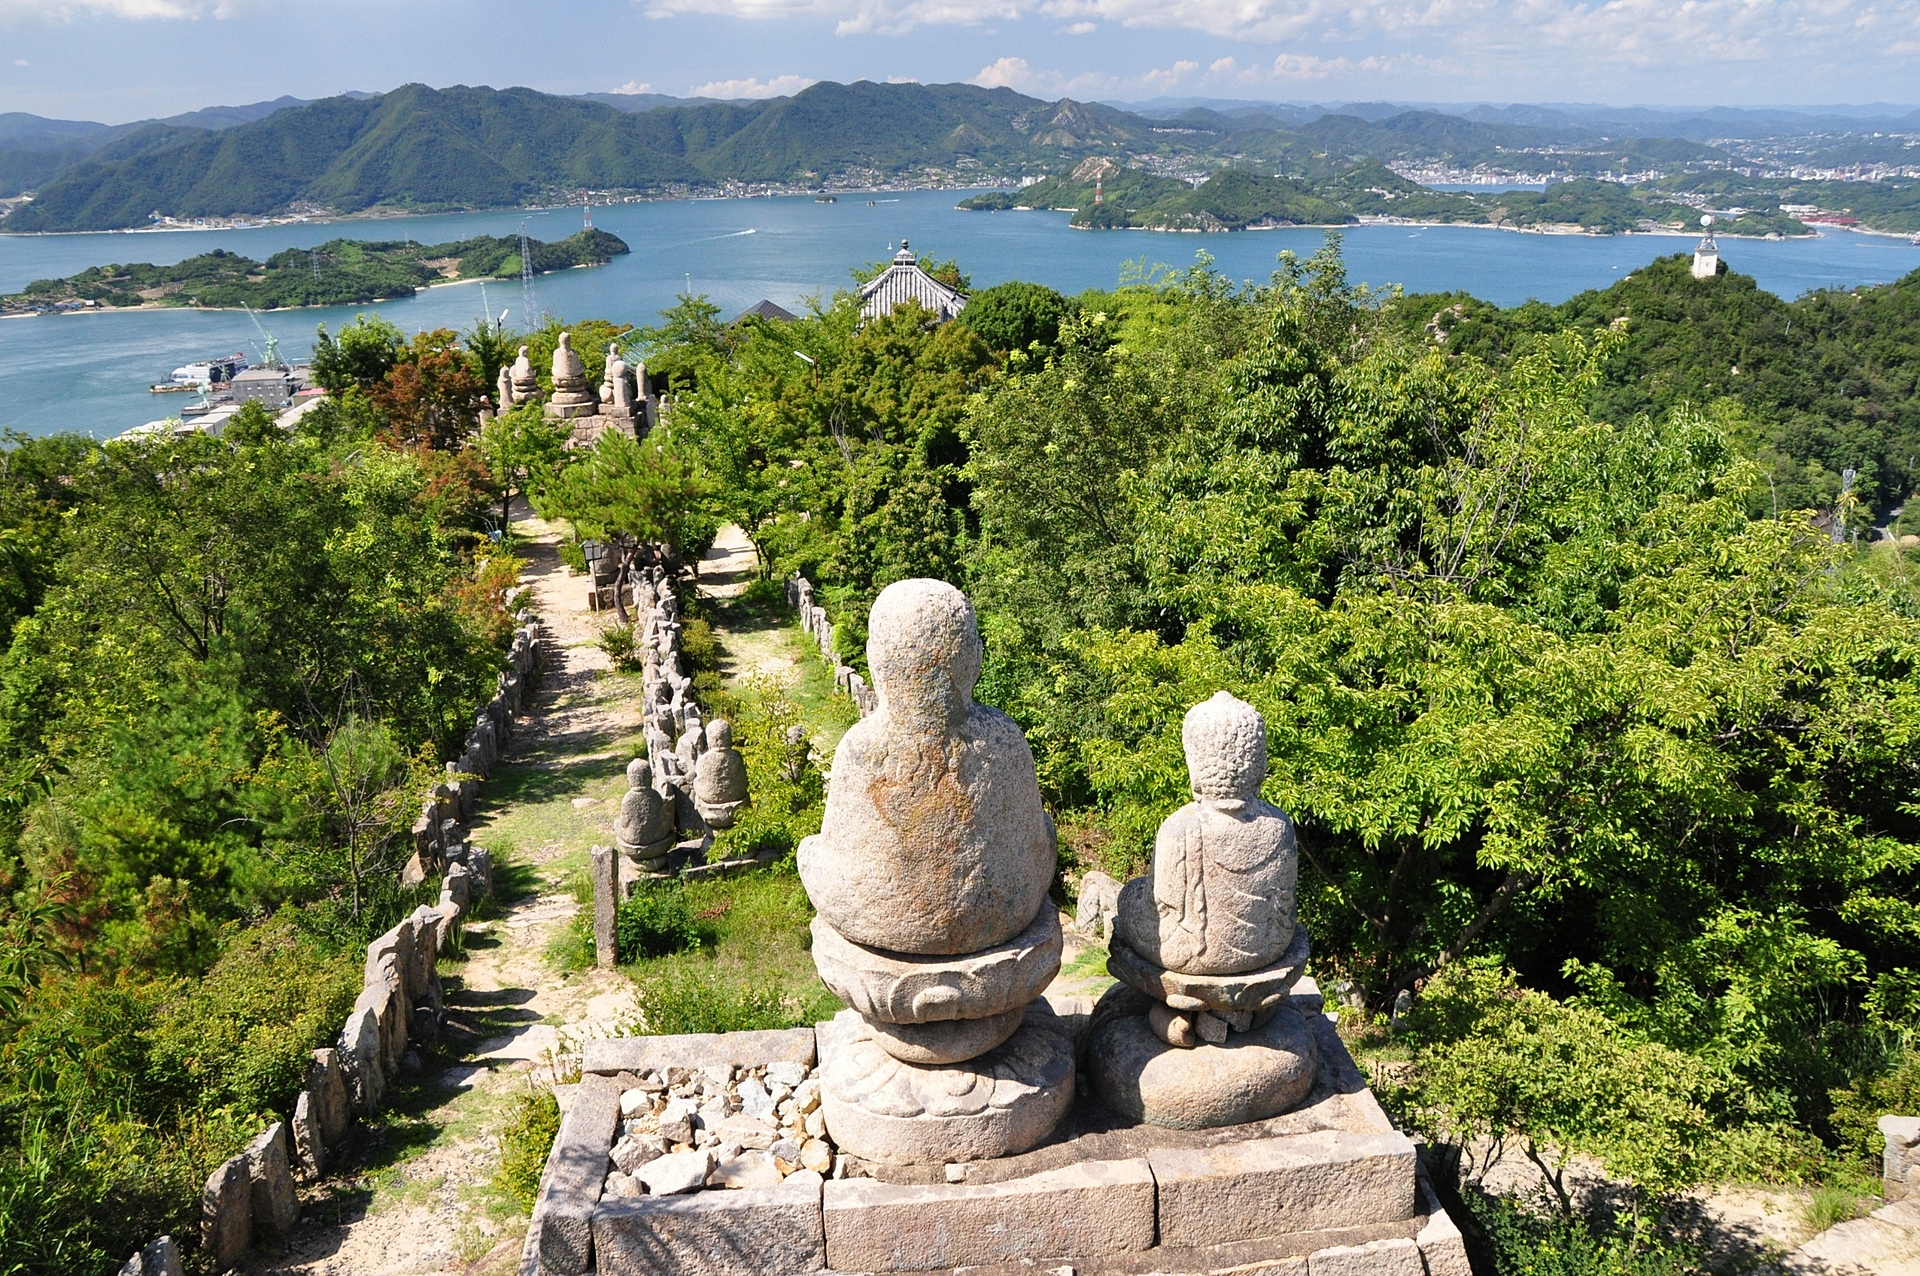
627, 757, 651, 789
868, 578, 981, 728
1183, 691, 1266, 801
706, 719, 732, 750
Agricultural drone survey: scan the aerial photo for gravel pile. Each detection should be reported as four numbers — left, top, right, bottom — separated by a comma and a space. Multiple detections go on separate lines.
602, 1060, 845, 1197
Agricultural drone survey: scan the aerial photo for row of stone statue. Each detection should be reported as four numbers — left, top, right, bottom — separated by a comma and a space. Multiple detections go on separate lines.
612, 568, 750, 876
494, 331, 645, 424
798, 579, 1318, 1167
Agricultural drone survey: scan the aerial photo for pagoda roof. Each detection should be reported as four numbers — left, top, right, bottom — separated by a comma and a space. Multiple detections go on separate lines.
734, 298, 798, 323
857, 241, 966, 323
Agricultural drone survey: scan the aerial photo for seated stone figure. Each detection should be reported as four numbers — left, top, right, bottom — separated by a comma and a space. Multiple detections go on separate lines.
1113, 691, 1297, 976
1087, 690, 1317, 1128
798, 577, 1054, 957
693, 719, 749, 828
614, 758, 675, 864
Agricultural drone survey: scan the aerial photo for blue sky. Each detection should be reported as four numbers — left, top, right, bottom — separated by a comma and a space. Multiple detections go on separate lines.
2, 0, 1916, 122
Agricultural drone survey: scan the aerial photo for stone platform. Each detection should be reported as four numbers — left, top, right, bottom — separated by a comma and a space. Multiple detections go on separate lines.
523, 990, 1468, 1276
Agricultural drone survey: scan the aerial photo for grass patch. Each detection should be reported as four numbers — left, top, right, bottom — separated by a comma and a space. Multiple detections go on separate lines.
1801, 1184, 1867, 1234
494, 1088, 561, 1213
616, 865, 840, 1030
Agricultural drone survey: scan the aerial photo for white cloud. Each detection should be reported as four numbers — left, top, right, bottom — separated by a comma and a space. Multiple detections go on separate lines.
688, 73, 816, 97
972, 54, 1200, 96
0, 0, 258, 19
611, 80, 654, 94
13, 57, 27, 64
638, 0, 1920, 85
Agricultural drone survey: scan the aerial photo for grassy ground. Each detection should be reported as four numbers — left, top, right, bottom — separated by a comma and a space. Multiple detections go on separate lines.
704, 581, 860, 760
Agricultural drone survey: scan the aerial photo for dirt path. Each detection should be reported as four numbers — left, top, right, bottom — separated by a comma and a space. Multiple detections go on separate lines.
252, 516, 643, 1276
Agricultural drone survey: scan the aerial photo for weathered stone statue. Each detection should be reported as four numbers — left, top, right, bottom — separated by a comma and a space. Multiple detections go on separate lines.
614, 758, 675, 870
508, 346, 538, 403
545, 332, 597, 420
1112, 691, 1298, 975
676, 707, 706, 773
602, 343, 635, 420
801, 579, 1074, 1165
692, 720, 749, 828
495, 363, 513, 413
1087, 691, 1319, 1129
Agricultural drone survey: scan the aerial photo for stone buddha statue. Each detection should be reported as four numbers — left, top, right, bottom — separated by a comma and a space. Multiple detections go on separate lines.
693, 719, 749, 828
508, 346, 538, 402
614, 758, 675, 866
798, 578, 1054, 957
545, 331, 596, 420
801, 579, 1074, 1165
1088, 690, 1318, 1128
602, 343, 635, 420
1113, 691, 1298, 976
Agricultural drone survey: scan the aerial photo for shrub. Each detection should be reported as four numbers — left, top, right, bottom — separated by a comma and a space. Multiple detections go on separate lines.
1829, 1046, 1920, 1164
1463, 1188, 1703, 1276
596, 621, 643, 672
615, 884, 701, 962
1396, 967, 1718, 1208
493, 1088, 561, 1212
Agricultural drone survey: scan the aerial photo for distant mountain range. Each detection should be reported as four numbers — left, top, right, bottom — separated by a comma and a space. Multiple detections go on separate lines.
3, 81, 1915, 235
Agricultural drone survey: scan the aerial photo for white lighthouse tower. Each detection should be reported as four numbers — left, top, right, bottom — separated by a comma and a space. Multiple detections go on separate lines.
1692, 214, 1720, 279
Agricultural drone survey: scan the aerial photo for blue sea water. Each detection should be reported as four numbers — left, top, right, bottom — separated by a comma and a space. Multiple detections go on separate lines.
1, 187, 1916, 438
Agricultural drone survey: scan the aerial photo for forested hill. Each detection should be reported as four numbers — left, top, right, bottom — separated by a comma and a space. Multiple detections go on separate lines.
1384, 254, 1920, 521
1, 82, 1156, 231
8, 80, 1916, 233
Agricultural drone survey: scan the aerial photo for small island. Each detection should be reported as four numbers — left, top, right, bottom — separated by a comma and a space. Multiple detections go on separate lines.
960, 158, 1809, 237
2, 228, 627, 314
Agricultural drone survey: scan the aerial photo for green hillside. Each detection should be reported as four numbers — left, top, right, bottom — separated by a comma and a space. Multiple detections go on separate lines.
2, 228, 625, 311
2, 82, 1187, 232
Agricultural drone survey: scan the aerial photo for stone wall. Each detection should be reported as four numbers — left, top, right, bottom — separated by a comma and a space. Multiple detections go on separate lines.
128, 616, 544, 1275
784, 574, 876, 718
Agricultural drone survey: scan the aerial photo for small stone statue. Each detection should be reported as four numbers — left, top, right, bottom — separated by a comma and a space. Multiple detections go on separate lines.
1087, 690, 1319, 1129
545, 331, 596, 420
602, 343, 636, 420
614, 758, 675, 867
1112, 691, 1298, 976
693, 720, 749, 828
781, 725, 809, 783
495, 363, 513, 412
508, 346, 538, 402
676, 707, 706, 772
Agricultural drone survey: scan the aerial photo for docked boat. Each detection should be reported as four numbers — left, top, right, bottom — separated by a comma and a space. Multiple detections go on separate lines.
157, 351, 249, 391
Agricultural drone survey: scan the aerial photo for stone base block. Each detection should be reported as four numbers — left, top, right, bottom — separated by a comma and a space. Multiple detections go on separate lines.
1088, 986, 1320, 1129
592, 1174, 824, 1276
1108, 925, 1309, 1017
583, 1026, 816, 1076
818, 1003, 1074, 1165
1149, 1130, 1418, 1247
823, 1158, 1155, 1272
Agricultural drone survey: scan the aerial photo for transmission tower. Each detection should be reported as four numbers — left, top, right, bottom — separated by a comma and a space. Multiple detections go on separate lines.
518, 222, 538, 323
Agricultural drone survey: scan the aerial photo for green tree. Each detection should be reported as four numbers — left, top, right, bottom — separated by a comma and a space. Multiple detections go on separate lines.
310, 313, 403, 394
536, 430, 711, 619
476, 401, 570, 535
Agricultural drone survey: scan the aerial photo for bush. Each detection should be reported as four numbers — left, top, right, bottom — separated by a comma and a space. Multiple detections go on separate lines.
615, 884, 701, 962
1829, 1046, 1920, 1164
596, 621, 643, 672
1464, 1188, 1703, 1276
1396, 967, 1720, 1206
493, 1087, 561, 1212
